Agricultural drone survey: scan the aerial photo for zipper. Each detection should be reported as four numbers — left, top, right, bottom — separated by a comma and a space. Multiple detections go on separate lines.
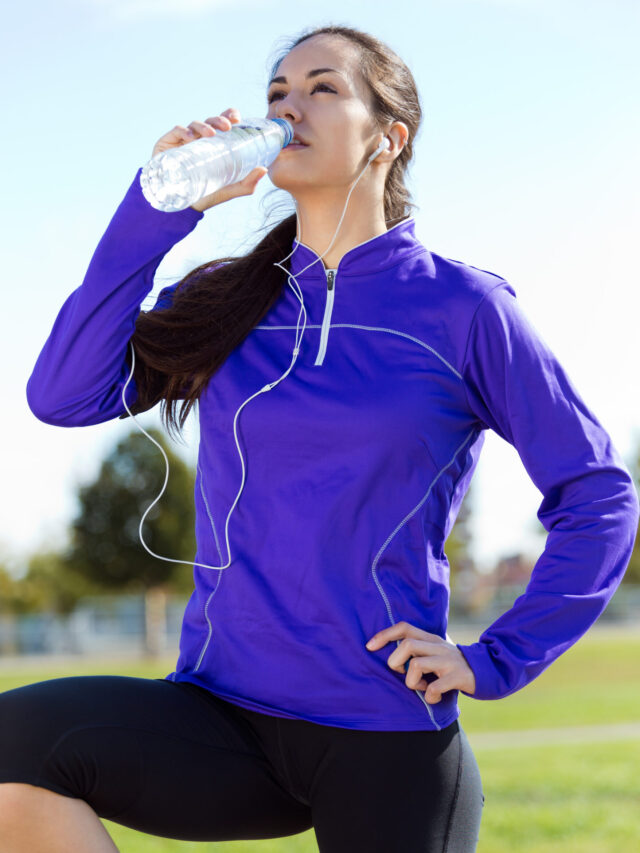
314, 268, 336, 366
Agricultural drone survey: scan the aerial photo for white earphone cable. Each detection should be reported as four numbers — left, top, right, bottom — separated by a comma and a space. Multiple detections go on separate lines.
122, 134, 391, 571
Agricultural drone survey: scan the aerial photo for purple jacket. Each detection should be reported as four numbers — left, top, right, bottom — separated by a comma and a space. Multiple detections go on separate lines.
26, 168, 640, 730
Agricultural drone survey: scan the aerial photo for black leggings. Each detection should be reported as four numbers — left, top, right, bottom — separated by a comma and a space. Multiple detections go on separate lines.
0, 675, 484, 852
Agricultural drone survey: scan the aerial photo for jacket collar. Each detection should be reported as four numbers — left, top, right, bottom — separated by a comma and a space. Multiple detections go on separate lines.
288, 216, 426, 279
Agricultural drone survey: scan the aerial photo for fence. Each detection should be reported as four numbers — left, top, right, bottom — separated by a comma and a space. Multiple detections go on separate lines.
1, 583, 639, 658
0, 593, 188, 657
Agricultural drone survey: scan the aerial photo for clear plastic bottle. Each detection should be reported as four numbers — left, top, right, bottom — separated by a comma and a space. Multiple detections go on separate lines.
140, 117, 294, 212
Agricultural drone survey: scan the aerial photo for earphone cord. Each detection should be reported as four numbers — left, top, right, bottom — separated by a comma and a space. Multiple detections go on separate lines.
121, 135, 390, 572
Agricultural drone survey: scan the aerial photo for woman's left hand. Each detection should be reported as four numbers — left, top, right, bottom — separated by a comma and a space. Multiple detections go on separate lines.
365, 621, 476, 703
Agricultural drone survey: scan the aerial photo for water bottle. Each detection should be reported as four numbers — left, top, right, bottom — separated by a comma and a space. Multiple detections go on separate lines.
140, 117, 294, 212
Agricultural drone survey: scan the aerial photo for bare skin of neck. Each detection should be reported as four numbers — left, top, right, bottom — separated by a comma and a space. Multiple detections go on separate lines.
291, 161, 389, 270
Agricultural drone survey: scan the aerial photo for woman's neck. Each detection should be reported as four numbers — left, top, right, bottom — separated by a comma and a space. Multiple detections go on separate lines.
292, 186, 388, 270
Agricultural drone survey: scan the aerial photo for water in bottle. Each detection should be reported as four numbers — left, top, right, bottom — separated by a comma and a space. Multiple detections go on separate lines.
140, 117, 294, 212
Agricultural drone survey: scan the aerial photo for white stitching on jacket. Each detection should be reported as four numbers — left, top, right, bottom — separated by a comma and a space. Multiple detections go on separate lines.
194, 459, 224, 672
254, 323, 462, 379
370, 428, 477, 728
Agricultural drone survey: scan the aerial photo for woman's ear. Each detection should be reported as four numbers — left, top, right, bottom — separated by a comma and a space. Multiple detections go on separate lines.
387, 120, 409, 155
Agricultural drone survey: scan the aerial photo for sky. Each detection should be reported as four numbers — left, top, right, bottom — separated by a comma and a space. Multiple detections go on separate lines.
1, 0, 638, 579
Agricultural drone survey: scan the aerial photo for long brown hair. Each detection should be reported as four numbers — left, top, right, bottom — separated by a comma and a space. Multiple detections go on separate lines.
126, 24, 423, 442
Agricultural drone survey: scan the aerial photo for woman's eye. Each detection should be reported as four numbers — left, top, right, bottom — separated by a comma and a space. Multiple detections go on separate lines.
267, 82, 336, 104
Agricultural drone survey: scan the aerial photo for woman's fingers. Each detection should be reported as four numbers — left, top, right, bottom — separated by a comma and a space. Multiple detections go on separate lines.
366, 620, 444, 650
186, 121, 217, 138
386, 637, 441, 672
216, 107, 241, 123
404, 653, 444, 682
197, 110, 242, 134
188, 165, 268, 212
244, 166, 269, 184
151, 109, 242, 157
406, 649, 476, 700
152, 109, 269, 211
364, 620, 477, 700
188, 116, 232, 137
411, 665, 457, 701
398, 652, 460, 702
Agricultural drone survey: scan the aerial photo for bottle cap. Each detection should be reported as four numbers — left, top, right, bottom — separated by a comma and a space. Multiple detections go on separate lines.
272, 118, 294, 147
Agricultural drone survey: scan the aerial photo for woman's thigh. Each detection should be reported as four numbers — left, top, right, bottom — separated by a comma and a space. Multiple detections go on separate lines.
0, 675, 312, 842
307, 718, 484, 853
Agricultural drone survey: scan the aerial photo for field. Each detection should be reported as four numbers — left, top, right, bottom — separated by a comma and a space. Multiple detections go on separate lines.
1, 625, 639, 852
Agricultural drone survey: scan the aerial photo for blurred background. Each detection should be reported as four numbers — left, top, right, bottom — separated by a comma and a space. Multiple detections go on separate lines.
1, 2, 639, 850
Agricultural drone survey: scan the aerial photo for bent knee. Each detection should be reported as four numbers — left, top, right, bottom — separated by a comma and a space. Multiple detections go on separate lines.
0, 781, 80, 816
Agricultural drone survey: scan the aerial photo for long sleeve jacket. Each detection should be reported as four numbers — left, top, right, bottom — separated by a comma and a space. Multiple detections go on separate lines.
26, 168, 640, 730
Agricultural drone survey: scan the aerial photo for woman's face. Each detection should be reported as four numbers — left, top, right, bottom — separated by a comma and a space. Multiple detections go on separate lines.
264, 35, 382, 195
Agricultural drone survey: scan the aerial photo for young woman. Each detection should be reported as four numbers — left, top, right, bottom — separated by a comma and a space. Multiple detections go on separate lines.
2, 24, 638, 853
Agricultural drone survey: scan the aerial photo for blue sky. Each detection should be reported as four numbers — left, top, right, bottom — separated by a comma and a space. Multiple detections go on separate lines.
1, 0, 638, 578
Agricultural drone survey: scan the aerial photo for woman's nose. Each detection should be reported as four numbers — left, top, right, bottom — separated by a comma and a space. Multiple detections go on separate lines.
275, 97, 301, 124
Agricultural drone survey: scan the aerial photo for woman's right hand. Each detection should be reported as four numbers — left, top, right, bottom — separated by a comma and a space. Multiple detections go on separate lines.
151, 108, 268, 212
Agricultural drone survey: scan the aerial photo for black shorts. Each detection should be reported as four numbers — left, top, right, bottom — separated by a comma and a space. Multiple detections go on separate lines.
0, 674, 484, 852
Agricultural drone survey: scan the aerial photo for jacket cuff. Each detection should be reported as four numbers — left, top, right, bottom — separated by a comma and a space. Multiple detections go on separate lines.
455, 641, 504, 701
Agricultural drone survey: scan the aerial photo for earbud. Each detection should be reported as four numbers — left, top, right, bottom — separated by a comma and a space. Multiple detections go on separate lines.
368, 136, 391, 162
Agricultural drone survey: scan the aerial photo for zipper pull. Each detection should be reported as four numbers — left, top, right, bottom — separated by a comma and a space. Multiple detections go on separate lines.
314, 269, 337, 367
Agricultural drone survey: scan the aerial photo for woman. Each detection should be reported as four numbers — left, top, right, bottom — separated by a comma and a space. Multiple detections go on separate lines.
2, 23, 638, 853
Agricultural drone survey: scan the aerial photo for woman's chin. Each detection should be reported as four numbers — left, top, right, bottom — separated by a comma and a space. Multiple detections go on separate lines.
267, 163, 315, 192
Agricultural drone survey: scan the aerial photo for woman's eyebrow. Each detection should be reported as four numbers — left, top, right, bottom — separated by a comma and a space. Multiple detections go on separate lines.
267, 68, 344, 87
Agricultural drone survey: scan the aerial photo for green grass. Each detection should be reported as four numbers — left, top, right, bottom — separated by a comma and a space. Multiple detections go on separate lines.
102, 827, 318, 853
472, 739, 640, 853
1, 628, 639, 852
459, 630, 640, 734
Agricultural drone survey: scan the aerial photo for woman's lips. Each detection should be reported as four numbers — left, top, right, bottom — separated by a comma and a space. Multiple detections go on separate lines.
287, 142, 309, 149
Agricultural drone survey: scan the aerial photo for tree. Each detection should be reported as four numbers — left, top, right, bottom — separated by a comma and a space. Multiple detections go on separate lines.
63, 427, 197, 655
22, 549, 105, 615
446, 480, 478, 616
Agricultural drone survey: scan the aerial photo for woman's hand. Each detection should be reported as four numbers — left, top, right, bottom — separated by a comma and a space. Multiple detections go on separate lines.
365, 621, 476, 703
150, 108, 268, 212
